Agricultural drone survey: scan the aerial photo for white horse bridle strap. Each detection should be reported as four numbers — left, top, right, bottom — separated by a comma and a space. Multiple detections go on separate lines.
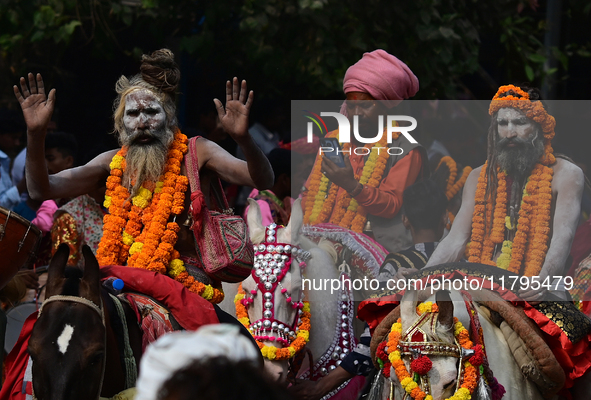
38, 295, 103, 323
33, 294, 106, 400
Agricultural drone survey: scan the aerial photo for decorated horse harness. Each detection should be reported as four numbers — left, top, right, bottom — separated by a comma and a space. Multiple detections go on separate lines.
236, 224, 312, 360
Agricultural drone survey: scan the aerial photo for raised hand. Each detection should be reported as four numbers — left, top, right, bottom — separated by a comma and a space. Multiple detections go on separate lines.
13, 73, 56, 136
213, 77, 253, 142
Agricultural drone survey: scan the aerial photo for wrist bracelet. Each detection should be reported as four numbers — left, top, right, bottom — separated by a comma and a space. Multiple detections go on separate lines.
348, 183, 363, 197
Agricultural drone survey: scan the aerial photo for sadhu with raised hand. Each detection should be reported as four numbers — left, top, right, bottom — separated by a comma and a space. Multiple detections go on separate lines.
14, 49, 273, 307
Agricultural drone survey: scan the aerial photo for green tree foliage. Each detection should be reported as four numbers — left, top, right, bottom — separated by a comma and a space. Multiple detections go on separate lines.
0, 0, 589, 103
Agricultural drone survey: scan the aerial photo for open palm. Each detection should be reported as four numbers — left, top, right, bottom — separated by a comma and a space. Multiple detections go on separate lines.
13, 73, 55, 135
214, 77, 253, 141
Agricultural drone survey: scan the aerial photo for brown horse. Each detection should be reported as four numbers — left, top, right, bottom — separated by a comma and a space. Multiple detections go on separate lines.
28, 244, 142, 400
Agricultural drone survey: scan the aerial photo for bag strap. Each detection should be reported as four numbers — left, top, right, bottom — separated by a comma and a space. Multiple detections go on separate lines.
186, 137, 203, 194
185, 136, 230, 211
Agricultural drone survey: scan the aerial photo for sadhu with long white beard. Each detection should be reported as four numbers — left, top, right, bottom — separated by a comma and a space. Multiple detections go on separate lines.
14, 49, 273, 309
417, 85, 591, 395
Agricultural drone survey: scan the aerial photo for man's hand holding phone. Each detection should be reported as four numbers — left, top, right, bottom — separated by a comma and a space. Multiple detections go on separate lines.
321, 154, 358, 194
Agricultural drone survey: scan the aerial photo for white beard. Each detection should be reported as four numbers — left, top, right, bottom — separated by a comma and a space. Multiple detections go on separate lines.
120, 126, 174, 197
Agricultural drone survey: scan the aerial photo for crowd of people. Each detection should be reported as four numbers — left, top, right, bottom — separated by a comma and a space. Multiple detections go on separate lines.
0, 46, 589, 400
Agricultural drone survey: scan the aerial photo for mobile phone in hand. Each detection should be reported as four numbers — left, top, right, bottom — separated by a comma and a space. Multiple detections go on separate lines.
319, 137, 346, 168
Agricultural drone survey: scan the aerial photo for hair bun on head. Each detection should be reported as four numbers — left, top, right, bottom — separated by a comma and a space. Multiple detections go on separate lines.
140, 49, 180, 97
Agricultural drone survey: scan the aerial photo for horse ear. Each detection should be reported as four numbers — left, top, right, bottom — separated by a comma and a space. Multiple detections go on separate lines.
80, 245, 101, 303
285, 198, 303, 243
46, 243, 69, 297
436, 290, 454, 330
400, 288, 418, 334
246, 198, 265, 241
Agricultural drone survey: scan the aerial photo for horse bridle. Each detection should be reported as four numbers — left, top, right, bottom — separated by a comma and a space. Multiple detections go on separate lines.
396, 310, 474, 399
33, 295, 106, 400
241, 224, 311, 345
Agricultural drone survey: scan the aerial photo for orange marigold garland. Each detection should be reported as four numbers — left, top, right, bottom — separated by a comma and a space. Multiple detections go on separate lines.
447, 166, 472, 200
437, 156, 458, 197
376, 302, 481, 400
437, 157, 472, 230
97, 130, 224, 303
302, 129, 392, 233
468, 164, 488, 262
468, 162, 553, 275
468, 85, 557, 275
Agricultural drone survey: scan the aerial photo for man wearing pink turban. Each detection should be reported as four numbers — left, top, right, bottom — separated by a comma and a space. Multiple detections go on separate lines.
303, 49, 428, 254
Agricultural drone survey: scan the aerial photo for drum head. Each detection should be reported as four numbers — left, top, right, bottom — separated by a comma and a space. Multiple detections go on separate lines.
5, 302, 37, 354
0, 207, 42, 290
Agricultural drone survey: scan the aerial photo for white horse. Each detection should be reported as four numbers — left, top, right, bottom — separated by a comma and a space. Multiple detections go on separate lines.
231, 198, 362, 398
381, 288, 591, 400
382, 289, 541, 400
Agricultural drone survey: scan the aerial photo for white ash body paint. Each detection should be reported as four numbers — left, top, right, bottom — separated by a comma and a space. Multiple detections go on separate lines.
57, 324, 75, 354
123, 90, 166, 134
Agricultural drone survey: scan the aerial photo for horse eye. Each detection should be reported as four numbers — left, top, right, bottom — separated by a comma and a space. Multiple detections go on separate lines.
89, 352, 104, 366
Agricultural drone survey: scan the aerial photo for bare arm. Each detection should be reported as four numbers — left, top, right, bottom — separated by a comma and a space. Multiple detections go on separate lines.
538, 159, 583, 279
425, 166, 481, 267
197, 137, 269, 187
14, 73, 113, 200
33, 151, 115, 200
208, 77, 273, 188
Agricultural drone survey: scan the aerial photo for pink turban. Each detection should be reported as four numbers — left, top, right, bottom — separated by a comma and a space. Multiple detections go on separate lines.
343, 49, 419, 107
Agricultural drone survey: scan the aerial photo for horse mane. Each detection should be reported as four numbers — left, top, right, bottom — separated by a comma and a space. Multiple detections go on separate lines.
61, 267, 84, 296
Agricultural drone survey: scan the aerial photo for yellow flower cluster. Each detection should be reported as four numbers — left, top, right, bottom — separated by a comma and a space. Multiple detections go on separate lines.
496, 240, 513, 270
132, 187, 153, 209
416, 301, 434, 315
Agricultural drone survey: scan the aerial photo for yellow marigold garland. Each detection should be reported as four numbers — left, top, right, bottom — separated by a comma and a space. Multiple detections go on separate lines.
96, 130, 224, 303
385, 302, 477, 400
303, 130, 392, 233
235, 284, 310, 360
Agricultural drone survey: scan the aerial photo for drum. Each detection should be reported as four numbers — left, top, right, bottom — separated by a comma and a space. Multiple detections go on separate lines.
4, 302, 37, 354
0, 206, 42, 290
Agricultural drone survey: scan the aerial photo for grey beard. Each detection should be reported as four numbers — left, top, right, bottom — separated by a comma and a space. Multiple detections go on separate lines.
121, 127, 174, 197
495, 134, 544, 182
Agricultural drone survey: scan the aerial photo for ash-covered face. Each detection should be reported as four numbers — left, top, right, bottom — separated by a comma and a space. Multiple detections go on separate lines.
495, 107, 544, 180
120, 90, 174, 196
122, 90, 167, 146
497, 108, 536, 143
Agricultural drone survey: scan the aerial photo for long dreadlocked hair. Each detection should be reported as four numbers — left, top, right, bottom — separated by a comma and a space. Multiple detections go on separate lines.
112, 49, 180, 138
483, 85, 544, 234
